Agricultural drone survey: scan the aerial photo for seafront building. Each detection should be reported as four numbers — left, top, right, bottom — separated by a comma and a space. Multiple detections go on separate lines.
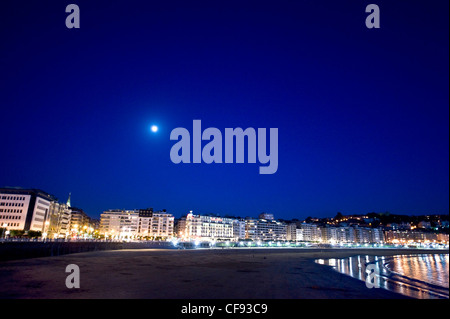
175, 217, 186, 237
296, 228, 303, 241
370, 227, 384, 243
232, 219, 246, 241
178, 212, 234, 241
177, 213, 288, 242
0, 187, 55, 232
69, 207, 95, 237
300, 223, 321, 241
293, 223, 385, 244
2, 187, 446, 245
286, 223, 297, 241
100, 209, 140, 239
352, 226, 384, 244
99, 208, 174, 240
244, 217, 287, 241
319, 226, 384, 244
321, 226, 338, 243
244, 218, 257, 241
42, 201, 71, 239
384, 229, 449, 244
0, 187, 73, 238
137, 209, 174, 239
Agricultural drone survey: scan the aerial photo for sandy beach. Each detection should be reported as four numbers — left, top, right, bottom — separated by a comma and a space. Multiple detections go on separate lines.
0, 248, 447, 299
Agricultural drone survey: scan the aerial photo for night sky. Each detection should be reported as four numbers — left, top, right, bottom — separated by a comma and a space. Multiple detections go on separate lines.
1, 0, 448, 220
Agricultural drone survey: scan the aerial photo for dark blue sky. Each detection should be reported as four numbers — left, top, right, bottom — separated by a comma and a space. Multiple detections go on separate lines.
1, 0, 448, 220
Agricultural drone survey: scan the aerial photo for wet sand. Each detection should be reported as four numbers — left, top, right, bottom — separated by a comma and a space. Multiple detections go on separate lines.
0, 248, 447, 299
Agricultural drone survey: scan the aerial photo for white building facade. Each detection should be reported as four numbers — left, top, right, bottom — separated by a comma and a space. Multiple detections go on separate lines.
300, 223, 321, 241
245, 218, 287, 241
180, 212, 234, 241
100, 209, 174, 240
42, 201, 71, 239
100, 209, 140, 239
138, 211, 174, 239
0, 188, 56, 233
232, 219, 246, 241
286, 223, 297, 241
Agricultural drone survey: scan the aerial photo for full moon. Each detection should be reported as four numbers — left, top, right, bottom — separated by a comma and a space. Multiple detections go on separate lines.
151, 125, 158, 133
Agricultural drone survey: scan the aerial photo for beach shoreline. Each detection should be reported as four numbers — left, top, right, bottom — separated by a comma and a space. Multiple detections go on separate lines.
0, 248, 447, 299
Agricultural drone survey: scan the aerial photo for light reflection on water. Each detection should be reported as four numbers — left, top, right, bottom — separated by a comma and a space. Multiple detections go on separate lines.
316, 254, 449, 299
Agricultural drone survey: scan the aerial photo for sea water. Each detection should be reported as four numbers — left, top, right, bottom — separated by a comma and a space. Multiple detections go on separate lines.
316, 254, 449, 299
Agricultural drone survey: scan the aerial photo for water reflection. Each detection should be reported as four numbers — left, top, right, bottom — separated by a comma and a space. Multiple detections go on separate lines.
316, 254, 449, 299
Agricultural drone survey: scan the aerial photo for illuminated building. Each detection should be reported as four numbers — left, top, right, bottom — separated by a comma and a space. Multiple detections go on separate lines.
0, 187, 56, 232
100, 208, 174, 240
179, 212, 234, 241
69, 207, 92, 237
233, 219, 246, 241
321, 226, 337, 242
245, 217, 287, 241
42, 201, 71, 239
100, 209, 139, 239
296, 228, 303, 241
286, 223, 297, 241
384, 229, 448, 244
300, 223, 321, 241
137, 208, 174, 239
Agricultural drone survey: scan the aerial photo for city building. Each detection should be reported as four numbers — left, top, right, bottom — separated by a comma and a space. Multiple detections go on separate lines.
69, 207, 94, 238
0, 187, 56, 232
100, 208, 174, 240
244, 218, 257, 241
350, 226, 385, 244
179, 212, 234, 241
90, 218, 100, 233
336, 227, 349, 243
321, 226, 338, 243
232, 219, 246, 241
245, 217, 287, 241
296, 228, 303, 241
137, 209, 174, 240
100, 209, 139, 239
175, 217, 186, 238
42, 201, 71, 239
384, 229, 448, 244
370, 227, 384, 243
300, 223, 320, 242
343, 227, 356, 243
286, 223, 297, 241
